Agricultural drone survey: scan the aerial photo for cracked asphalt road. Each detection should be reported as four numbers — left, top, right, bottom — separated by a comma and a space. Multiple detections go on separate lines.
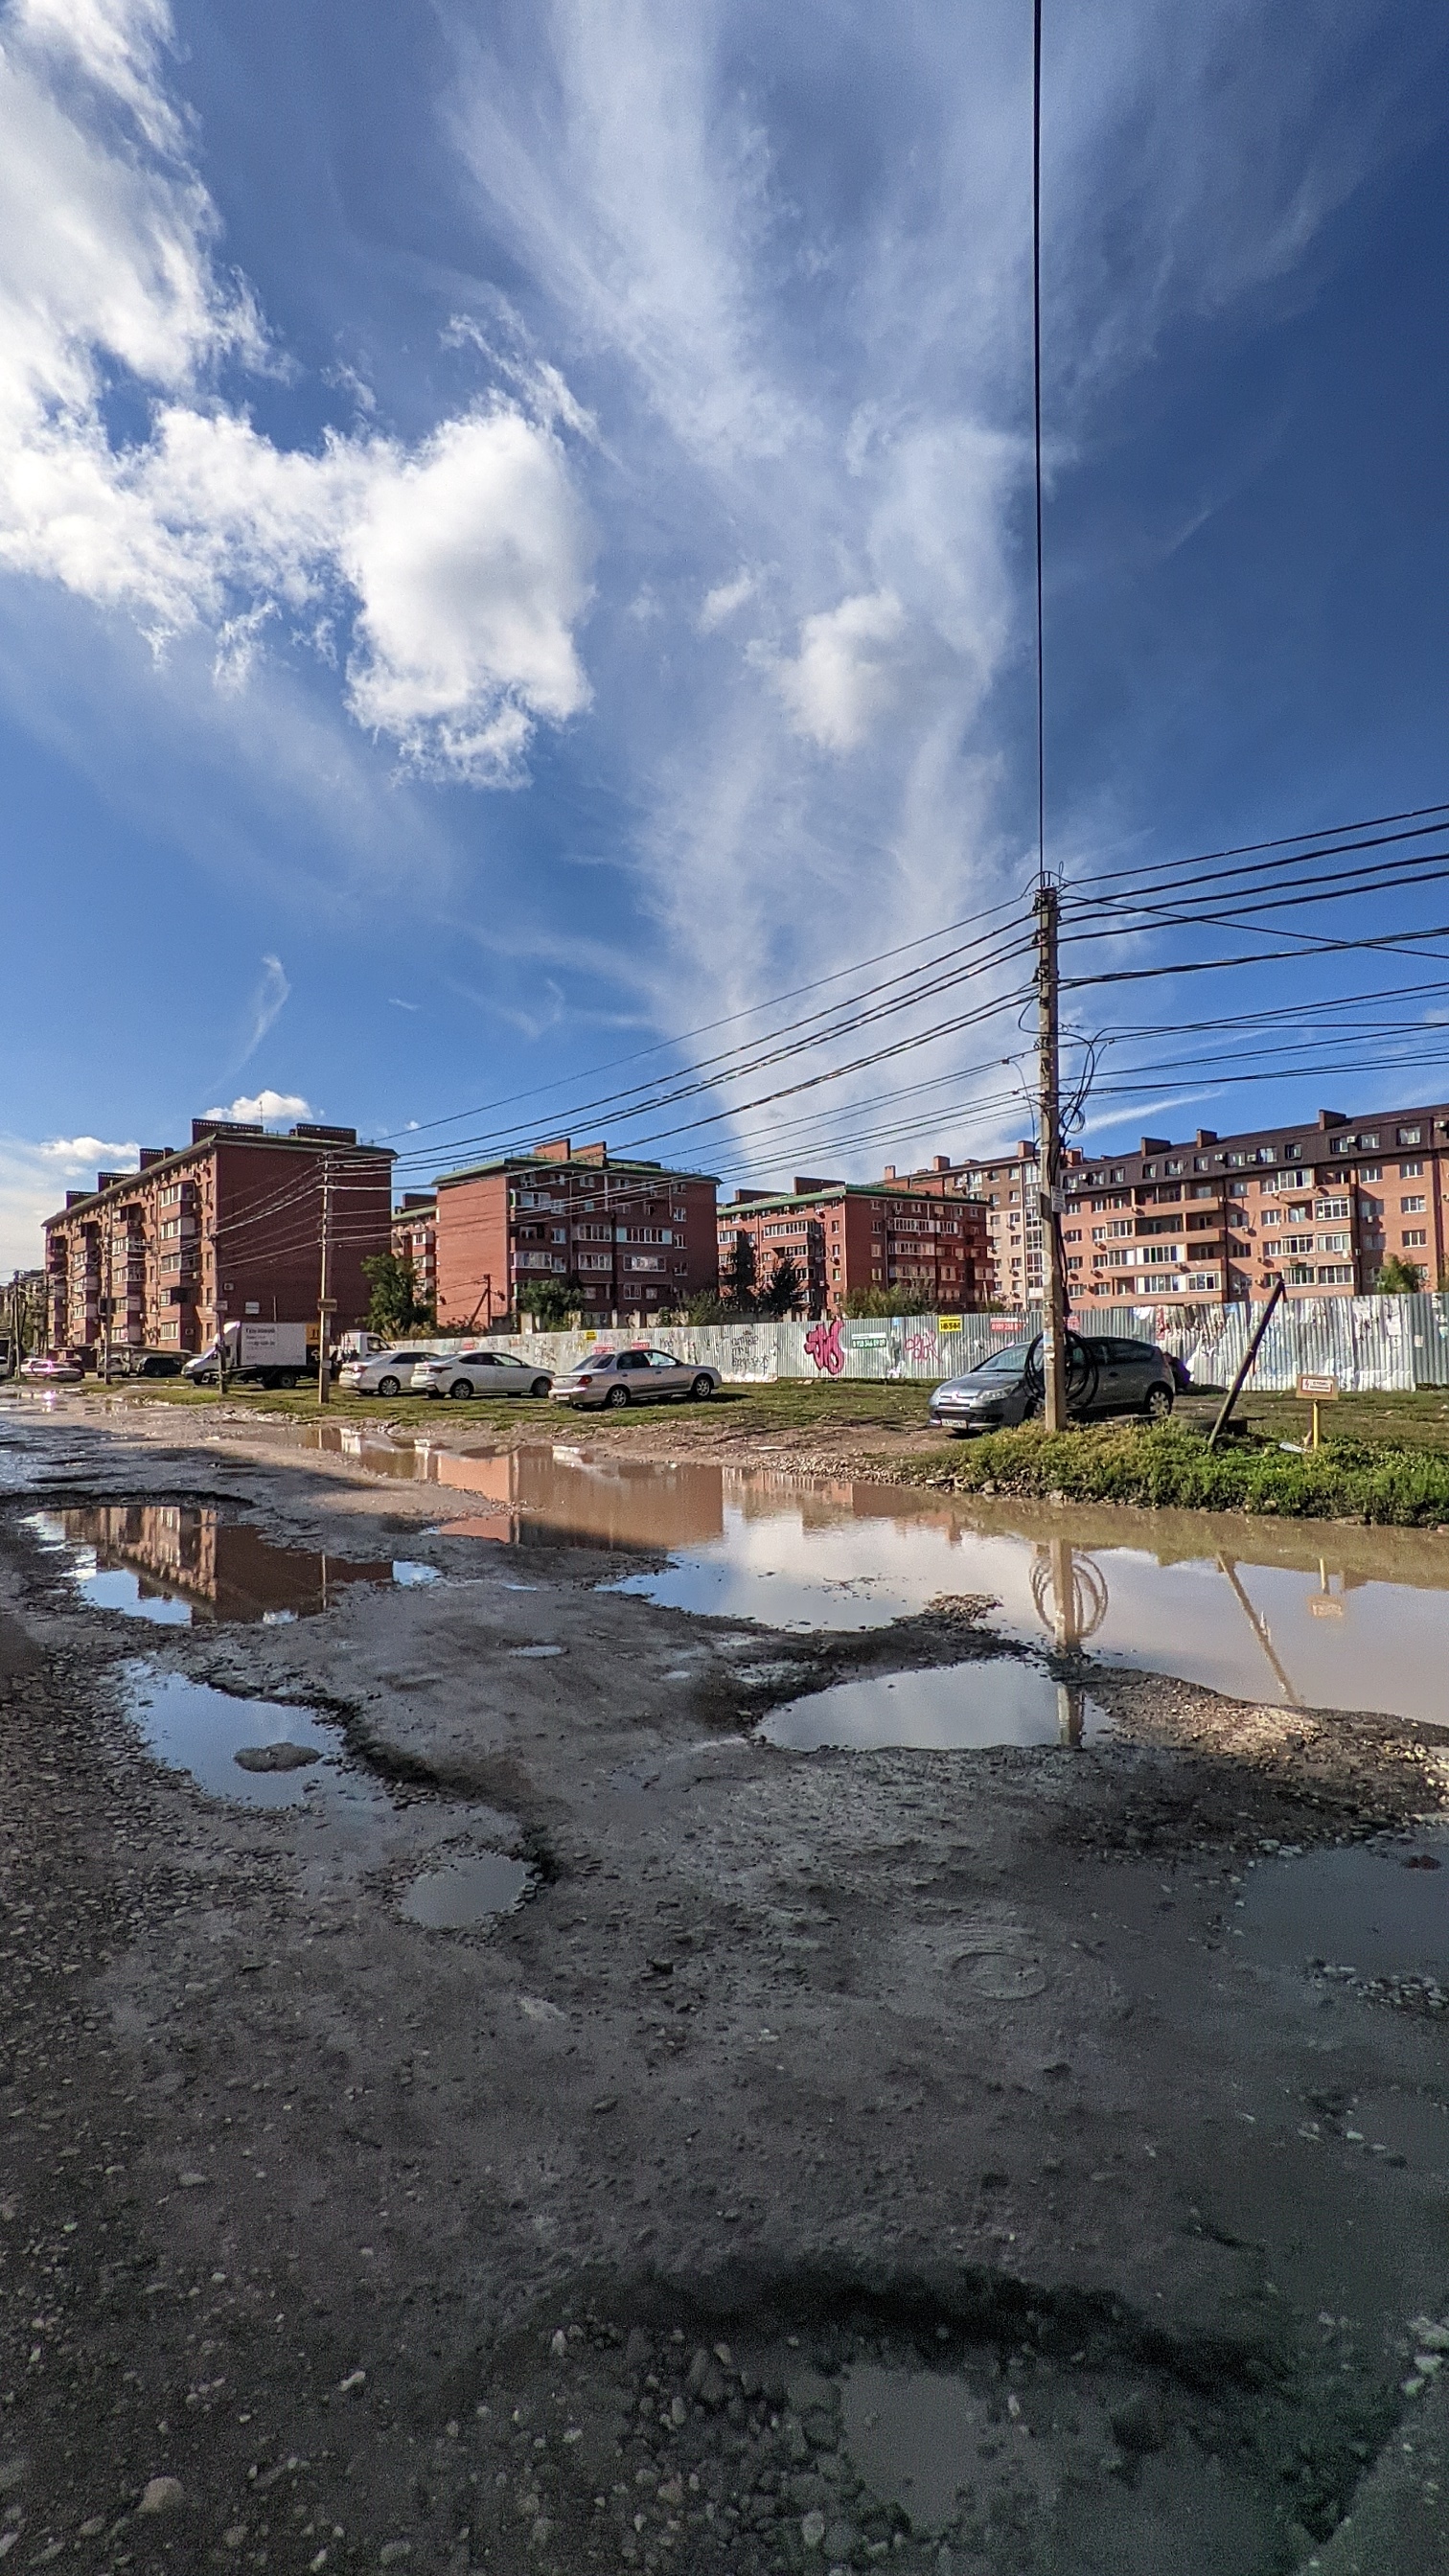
2, 1401, 1448, 2574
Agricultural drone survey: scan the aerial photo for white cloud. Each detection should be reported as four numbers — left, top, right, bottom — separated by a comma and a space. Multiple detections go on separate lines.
772, 589, 906, 754
203, 1091, 310, 1126
39, 1133, 138, 1167
0, 0, 592, 781
698, 567, 758, 632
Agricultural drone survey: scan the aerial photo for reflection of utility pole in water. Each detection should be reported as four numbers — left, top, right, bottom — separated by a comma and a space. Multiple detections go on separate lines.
1214, 1552, 1300, 1704
1031, 1540, 1110, 1745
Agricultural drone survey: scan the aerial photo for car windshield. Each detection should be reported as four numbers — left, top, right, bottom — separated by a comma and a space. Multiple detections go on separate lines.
968, 1344, 1031, 1377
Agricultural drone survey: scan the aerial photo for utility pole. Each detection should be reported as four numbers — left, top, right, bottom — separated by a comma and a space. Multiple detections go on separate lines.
1035, 880, 1068, 1430
102, 1215, 112, 1386
317, 1159, 334, 1408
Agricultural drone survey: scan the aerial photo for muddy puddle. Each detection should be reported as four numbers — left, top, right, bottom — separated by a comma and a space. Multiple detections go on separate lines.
760, 1661, 1111, 1752
401, 1851, 534, 1926
1242, 1829, 1449, 1994
24, 1503, 437, 1623
280, 1439, 1449, 1729
116, 1661, 357, 1808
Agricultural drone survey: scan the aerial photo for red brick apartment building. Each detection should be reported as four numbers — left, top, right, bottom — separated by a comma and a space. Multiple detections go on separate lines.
717, 1172, 989, 1317
925, 1102, 1449, 1308
391, 1194, 438, 1304
43, 1119, 393, 1358
433, 1139, 719, 1328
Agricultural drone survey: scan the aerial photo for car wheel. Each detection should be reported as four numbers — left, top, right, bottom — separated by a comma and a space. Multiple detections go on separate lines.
605, 1384, 631, 1409
1144, 1384, 1173, 1421
377, 1374, 401, 1397
448, 1378, 474, 1400
275, 1372, 298, 1390
688, 1373, 714, 1402
530, 1377, 551, 1398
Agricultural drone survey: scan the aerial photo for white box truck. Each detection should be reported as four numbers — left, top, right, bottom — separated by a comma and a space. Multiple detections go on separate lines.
183, 1322, 313, 1389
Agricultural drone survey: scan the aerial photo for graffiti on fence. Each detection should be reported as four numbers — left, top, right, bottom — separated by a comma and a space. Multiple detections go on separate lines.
804, 1317, 845, 1376
901, 1331, 936, 1368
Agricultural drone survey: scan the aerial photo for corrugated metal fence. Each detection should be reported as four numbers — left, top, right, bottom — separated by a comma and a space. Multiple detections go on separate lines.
426, 1294, 1449, 1391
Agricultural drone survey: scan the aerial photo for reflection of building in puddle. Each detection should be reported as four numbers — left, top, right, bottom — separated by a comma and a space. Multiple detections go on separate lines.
35, 1505, 396, 1622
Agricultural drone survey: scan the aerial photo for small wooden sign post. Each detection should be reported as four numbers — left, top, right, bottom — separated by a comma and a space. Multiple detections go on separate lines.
1297, 1371, 1339, 1451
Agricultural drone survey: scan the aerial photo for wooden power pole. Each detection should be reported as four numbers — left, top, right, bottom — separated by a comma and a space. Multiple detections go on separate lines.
1035, 880, 1069, 1430
317, 1161, 334, 1408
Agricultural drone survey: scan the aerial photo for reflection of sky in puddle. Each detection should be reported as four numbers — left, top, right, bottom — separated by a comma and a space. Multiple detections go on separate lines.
170, 1422, 1449, 1726
606, 1501, 1449, 1729
760, 1662, 1110, 1751
118, 1661, 353, 1806
1241, 1833, 1449, 1977
401, 1852, 533, 1925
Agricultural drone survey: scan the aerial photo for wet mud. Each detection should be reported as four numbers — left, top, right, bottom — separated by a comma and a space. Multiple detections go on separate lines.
2, 1403, 1449, 2572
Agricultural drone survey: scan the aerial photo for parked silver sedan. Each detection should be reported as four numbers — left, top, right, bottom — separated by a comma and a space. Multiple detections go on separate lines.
550, 1346, 720, 1409
409, 1349, 553, 1400
336, 1346, 436, 1397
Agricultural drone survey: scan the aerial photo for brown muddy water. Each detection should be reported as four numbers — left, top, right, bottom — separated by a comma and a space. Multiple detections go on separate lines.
24, 1501, 437, 1622
272, 1426, 1449, 1730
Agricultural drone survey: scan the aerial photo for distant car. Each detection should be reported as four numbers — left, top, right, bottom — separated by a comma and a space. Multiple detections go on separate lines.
123, 1352, 184, 1379
337, 1347, 437, 1397
929, 1333, 1176, 1436
22, 1352, 84, 1383
550, 1346, 720, 1409
409, 1349, 554, 1400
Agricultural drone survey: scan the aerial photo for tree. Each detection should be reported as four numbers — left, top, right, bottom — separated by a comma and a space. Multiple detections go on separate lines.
1372, 1255, 1426, 1295
842, 1284, 927, 1318
515, 1273, 584, 1330
721, 1230, 758, 1313
758, 1252, 805, 1319
361, 1251, 434, 1339
680, 1291, 735, 1323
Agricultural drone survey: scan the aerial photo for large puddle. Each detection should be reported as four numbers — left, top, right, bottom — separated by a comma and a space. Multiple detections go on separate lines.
20, 1414, 1449, 1727
278, 1439, 1449, 1729
25, 1504, 437, 1623
1242, 1832, 1449, 1980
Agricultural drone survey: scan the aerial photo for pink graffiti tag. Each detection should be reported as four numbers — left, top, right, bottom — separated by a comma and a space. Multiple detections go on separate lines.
804, 1317, 845, 1376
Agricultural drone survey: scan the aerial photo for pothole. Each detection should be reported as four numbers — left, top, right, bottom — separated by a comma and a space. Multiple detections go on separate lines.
757, 1662, 1112, 1752
116, 1660, 358, 1808
23, 1502, 440, 1624
1242, 1829, 1449, 2015
470, 2292, 1381, 2576
400, 1852, 534, 1926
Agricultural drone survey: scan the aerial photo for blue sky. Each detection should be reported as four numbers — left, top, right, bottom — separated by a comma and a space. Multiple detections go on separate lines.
3, 0, 1449, 1266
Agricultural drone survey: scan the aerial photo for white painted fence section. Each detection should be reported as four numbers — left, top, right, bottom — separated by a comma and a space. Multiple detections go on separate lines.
411, 1293, 1449, 1391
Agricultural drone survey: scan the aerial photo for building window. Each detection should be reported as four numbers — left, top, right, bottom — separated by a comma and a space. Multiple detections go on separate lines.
1401, 1196, 1427, 1214
1397, 1127, 1423, 1146
1403, 1229, 1428, 1248
1285, 1264, 1314, 1285
1400, 1160, 1424, 1177
1185, 1271, 1220, 1291
1360, 1164, 1382, 1182
1317, 1233, 1350, 1254
1283, 1234, 1314, 1255
1317, 1264, 1354, 1284
1314, 1197, 1349, 1221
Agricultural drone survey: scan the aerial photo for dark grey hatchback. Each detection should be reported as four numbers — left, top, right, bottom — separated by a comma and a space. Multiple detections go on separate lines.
929, 1333, 1176, 1436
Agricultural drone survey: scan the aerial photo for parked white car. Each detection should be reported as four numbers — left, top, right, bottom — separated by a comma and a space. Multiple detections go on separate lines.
549, 1346, 720, 1409
409, 1349, 553, 1400
336, 1346, 437, 1397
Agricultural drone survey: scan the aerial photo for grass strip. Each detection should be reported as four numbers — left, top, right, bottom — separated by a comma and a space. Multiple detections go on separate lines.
892, 1418, 1449, 1526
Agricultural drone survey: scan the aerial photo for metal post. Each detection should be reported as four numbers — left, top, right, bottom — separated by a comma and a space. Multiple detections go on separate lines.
1035, 882, 1068, 1429
1207, 1275, 1285, 1450
317, 1160, 334, 1408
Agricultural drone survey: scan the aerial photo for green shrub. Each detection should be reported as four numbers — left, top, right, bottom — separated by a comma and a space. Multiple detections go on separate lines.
907, 1418, 1449, 1525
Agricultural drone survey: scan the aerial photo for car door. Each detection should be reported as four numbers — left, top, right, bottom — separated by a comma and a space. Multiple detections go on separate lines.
614, 1350, 653, 1398
645, 1348, 689, 1399
463, 1351, 501, 1391
1098, 1338, 1148, 1414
